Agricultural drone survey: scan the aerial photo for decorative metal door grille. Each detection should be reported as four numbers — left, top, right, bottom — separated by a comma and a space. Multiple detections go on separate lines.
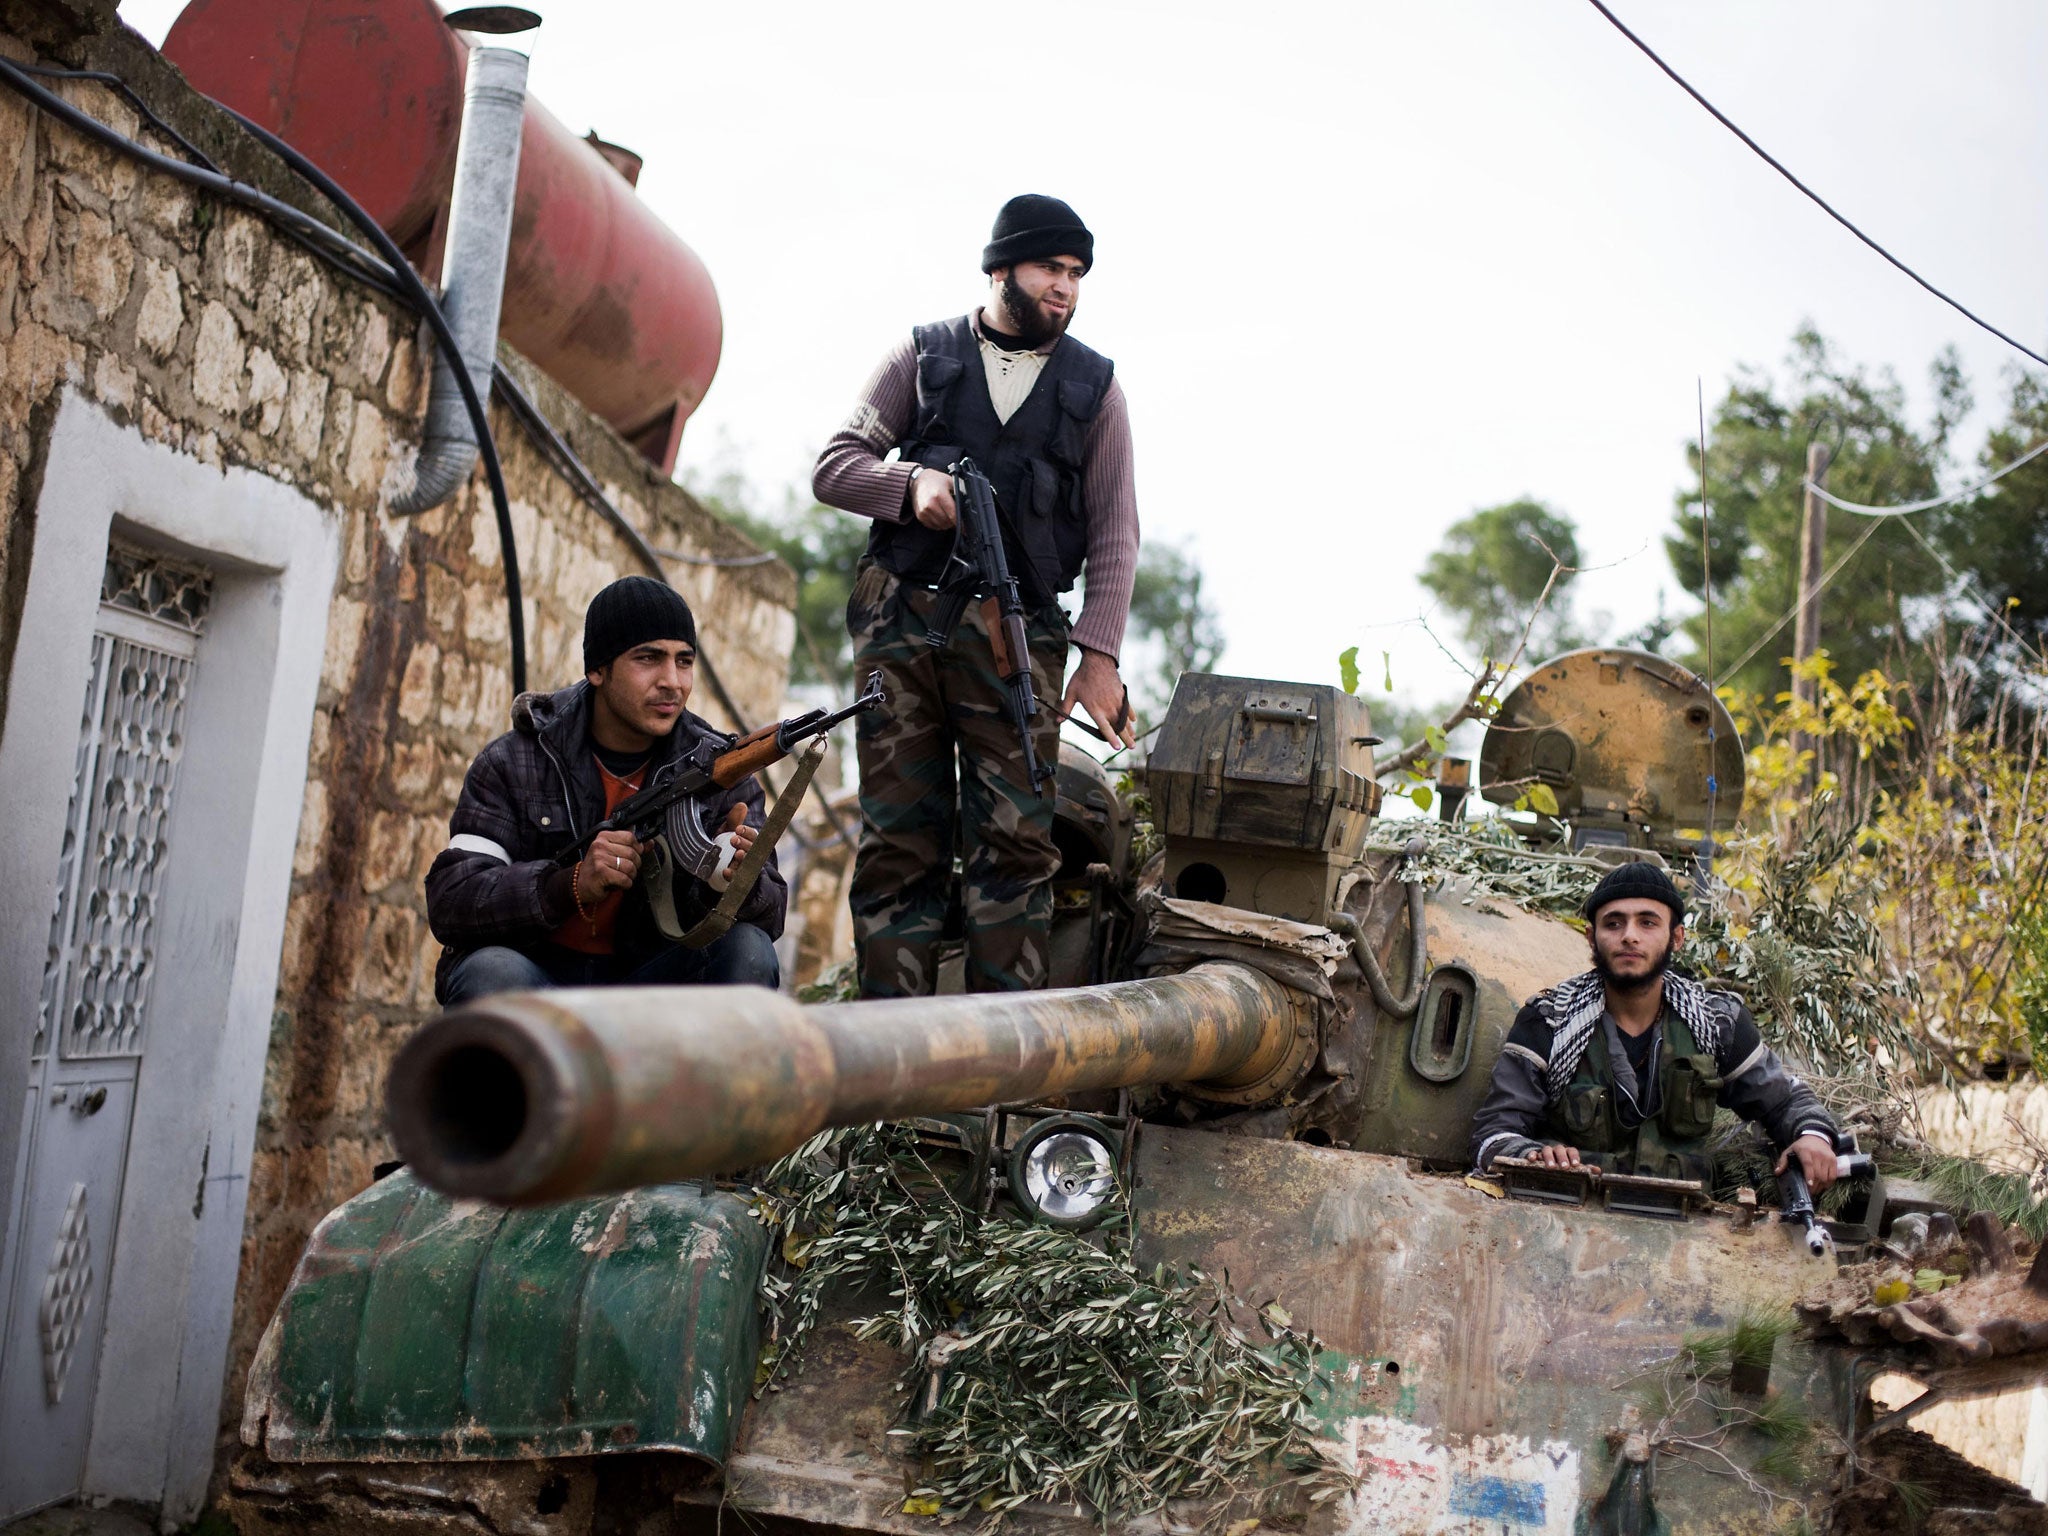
37, 1183, 93, 1406
36, 639, 104, 1062
100, 539, 212, 632
37, 545, 210, 1062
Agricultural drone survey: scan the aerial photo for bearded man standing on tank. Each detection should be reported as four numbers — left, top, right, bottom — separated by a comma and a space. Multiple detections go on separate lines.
1468, 862, 1843, 1192
813, 194, 1139, 997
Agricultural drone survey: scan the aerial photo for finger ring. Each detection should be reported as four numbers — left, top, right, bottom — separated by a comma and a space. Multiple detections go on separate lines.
615, 855, 622, 869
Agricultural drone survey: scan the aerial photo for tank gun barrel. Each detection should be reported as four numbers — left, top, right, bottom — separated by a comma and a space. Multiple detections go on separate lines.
388, 962, 1314, 1204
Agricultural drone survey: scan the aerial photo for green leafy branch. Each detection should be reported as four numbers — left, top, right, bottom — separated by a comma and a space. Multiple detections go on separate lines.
750, 1125, 1350, 1525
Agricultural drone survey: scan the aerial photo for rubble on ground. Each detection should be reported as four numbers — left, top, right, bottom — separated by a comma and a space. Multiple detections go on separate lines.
1799, 1211, 2048, 1365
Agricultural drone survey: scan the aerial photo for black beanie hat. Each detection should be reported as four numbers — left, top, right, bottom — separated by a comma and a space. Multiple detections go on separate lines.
1582, 861, 1687, 925
982, 194, 1094, 275
583, 576, 696, 674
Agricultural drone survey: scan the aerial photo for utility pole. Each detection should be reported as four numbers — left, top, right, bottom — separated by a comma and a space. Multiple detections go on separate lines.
1791, 440, 1830, 783
1793, 441, 1831, 708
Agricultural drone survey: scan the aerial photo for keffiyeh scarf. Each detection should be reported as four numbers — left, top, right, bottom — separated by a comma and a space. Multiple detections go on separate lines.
1534, 969, 1729, 1103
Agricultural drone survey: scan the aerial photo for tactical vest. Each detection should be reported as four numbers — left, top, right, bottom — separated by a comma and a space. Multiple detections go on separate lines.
1541, 1009, 1722, 1183
867, 314, 1114, 605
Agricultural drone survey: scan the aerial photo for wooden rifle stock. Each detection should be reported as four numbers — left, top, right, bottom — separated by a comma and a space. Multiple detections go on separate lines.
712, 729, 788, 788
980, 596, 1017, 679
939, 459, 1052, 793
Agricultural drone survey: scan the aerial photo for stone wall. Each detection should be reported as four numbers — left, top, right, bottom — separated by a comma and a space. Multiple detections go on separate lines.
0, 11, 795, 1496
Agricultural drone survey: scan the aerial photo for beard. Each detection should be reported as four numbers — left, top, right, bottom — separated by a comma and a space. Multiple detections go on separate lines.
996, 274, 1071, 347
1591, 934, 1678, 995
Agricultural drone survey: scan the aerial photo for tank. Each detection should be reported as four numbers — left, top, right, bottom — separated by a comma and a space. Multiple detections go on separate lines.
231, 658, 2011, 1534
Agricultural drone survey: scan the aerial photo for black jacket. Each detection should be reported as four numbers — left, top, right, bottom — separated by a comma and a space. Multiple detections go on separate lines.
1468, 987, 1837, 1173
425, 682, 786, 997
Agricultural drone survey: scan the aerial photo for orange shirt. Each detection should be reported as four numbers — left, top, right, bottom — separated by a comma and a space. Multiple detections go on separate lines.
550, 757, 646, 955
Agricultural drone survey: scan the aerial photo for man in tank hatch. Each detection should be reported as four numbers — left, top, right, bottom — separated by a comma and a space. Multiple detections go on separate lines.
1468, 861, 1842, 1191
424, 577, 785, 1004
813, 194, 1139, 999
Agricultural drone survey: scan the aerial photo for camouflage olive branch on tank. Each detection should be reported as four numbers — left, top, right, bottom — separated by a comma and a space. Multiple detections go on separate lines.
748, 1125, 1352, 1525
1379, 810, 1925, 1089
1364, 818, 1606, 918
1684, 795, 1931, 1089
1911, 1148, 2048, 1240
1115, 772, 1161, 869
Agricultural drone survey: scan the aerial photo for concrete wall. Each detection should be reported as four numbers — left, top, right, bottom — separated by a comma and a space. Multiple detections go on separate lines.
1917, 1082, 2048, 1176
0, 10, 794, 1513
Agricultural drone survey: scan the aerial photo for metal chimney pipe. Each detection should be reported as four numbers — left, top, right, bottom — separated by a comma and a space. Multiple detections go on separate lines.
391, 43, 529, 515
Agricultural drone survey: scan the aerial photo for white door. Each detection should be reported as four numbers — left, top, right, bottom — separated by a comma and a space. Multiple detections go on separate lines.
0, 545, 210, 1518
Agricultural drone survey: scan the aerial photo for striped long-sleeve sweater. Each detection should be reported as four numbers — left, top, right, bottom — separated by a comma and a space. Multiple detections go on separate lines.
811, 313, 1139, 661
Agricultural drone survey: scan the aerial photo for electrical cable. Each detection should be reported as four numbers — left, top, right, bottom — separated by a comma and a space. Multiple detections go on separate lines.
1585, 0, 2048, 374
1801, 434, 2048, 517
12, 61, 220, 170
209, 99, 528, 695
490, 360, 670, 575
0, 60, 408, 301
1894, 514, 2041, 658
486, 361, 857, 848
0, 55, 529, 692
1713, 517, 1882, 689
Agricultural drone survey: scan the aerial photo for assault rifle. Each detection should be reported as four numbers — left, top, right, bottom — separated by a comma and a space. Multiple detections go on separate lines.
924, 458, 1055, 794
551, 671, 885, 874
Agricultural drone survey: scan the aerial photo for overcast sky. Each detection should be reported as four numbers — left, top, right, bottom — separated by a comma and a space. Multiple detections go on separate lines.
119, 0, 2048, 723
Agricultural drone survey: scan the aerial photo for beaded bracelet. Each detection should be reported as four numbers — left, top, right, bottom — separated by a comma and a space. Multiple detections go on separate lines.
572, 860, 599, 933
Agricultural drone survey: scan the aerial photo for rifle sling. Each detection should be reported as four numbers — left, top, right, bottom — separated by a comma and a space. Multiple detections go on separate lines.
678, 736, 825, 951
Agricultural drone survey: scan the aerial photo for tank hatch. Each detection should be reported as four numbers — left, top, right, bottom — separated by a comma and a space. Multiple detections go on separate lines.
1477, 648, 1744, 856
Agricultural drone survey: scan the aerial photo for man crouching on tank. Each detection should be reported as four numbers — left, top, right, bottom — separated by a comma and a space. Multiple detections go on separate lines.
1468, 862, 1840, 1193
424, 576, 784, 1004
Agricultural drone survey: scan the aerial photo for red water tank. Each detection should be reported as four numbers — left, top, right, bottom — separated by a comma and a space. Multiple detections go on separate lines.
163, 0, 721, 471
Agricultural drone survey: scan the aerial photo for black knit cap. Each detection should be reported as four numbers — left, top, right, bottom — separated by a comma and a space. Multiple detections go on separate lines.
982, 194, 1094, 275
582, 576, 696, 674
1582, 861, 1687, 925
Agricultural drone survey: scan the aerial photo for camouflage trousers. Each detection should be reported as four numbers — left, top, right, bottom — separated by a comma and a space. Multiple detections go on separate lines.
847, 558, 1067, 997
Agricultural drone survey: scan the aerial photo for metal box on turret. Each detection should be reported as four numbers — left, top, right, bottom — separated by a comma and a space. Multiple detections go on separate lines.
1146, 673, 1380, 925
